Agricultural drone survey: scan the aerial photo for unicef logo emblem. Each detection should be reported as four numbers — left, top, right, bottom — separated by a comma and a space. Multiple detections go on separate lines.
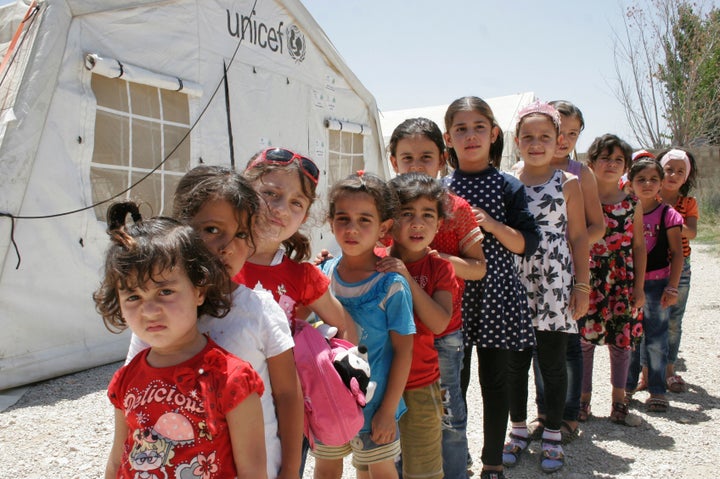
286, 24, 306, 62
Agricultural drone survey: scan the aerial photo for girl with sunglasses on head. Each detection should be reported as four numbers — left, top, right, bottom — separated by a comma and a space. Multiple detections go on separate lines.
235, 148, 357, 476
235, 148, 356, 343
126, 166, 303, 479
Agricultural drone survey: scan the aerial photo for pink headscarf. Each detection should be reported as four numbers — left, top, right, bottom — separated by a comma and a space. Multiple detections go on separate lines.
660, 149, 692, 182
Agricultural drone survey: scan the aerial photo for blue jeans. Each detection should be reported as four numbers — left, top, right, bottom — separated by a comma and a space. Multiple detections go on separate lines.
435, 330, 469, 479
628, 278, 670, 395
640, 258, 692, 367
534, 332, 582, 421
668, 257, 691, 364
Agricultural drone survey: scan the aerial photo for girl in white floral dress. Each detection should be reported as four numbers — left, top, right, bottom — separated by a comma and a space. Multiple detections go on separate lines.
502, 101, 590, 474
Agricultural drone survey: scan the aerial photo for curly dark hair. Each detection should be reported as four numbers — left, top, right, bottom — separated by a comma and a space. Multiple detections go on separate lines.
388, 172, 450, 220
93, 201, 231, 333
172, 165, 259, 249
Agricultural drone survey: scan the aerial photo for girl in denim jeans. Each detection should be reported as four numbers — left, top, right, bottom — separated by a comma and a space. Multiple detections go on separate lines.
626, 159, 684, 413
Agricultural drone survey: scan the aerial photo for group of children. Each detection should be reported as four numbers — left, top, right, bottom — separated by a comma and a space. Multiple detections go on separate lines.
94, 96, 698, 479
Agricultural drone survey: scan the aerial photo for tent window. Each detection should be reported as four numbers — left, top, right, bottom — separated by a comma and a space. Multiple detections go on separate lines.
327, 130, 364, 186
89, 74, 190, 220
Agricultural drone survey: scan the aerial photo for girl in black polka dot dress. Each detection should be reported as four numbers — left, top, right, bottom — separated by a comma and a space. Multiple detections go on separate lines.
443, 96, 540, 479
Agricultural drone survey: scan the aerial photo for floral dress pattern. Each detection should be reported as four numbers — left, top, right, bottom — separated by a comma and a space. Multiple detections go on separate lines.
516, 170, 576, 332
580, 195, 643, 348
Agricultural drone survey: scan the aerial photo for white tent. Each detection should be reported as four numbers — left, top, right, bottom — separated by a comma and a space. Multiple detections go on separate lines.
0, 0, 388, 390
379, 92, 536, 171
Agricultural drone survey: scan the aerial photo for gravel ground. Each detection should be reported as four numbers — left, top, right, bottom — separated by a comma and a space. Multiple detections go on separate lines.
1, 244, 719, 479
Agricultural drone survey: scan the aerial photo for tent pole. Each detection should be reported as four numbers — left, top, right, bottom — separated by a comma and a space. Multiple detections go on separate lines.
223, 61, 235, 169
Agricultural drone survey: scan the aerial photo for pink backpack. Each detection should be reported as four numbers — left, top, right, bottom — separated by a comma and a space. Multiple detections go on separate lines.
293, 320, 365, 448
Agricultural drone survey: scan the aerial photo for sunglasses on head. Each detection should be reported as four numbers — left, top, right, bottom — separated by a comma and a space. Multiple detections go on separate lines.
248, 148, 320, 185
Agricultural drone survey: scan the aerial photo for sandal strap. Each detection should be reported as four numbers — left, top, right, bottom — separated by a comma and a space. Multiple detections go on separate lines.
541, 440, 564, 460
541, 437, 563, 447
542, 447, 564, 460
612, 401, 629, 415
503, 434, 528, 453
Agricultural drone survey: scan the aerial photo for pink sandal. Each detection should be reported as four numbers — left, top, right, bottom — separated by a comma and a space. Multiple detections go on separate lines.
667, 374, 687, 393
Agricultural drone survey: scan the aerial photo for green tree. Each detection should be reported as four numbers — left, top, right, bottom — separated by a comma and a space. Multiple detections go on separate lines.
613, 0, 720, 147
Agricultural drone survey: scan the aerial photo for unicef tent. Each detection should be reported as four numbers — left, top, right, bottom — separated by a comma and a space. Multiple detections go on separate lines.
0, 0, 388, 390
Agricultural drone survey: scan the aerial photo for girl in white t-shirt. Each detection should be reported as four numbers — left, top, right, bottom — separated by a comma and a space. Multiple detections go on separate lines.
126, 165, 303, 479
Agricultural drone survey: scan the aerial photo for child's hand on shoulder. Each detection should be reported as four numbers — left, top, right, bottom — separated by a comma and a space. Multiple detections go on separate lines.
376, 256, 410, 281
313, 249, 333, 266
427, 248, 440, 258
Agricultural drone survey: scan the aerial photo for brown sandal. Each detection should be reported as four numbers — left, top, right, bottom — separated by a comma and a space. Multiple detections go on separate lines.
527, 417, 545, 441
667, 374, 687, 393
578, 401, 591, 422
610, 402, 642, 426
560, 420, 579, 444
646, 396, 669, 413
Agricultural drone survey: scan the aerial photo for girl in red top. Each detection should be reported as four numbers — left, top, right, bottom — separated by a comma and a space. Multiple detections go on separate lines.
95, 202, 267, 479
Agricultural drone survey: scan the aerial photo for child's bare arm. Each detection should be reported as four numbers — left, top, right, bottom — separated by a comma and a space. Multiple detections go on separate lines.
683, 215, 698, 240
376, 256, 451, 334
105, 409, 127, 479
564, 176, 590, 319
631, 203, 646, 309
370, 331, 413, 445
473, 206, 527, 254
439, 240, 487, 280
229, 392, 268, 479
309, 290, 358, 344
663, 225, 684, 308
579, 164, 606, 244
267, 350, 304, 479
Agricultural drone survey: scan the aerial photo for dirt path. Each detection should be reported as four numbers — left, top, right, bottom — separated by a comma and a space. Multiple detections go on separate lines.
1, 246, 718, 478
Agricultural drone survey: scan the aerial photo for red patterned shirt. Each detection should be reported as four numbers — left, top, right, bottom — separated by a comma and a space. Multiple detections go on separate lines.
108, 337, 264, 479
